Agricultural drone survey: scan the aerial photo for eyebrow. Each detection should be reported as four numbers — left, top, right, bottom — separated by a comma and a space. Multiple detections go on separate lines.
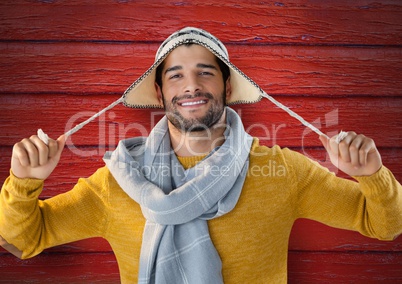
164, 65, 182, 75
196, 63, 218, 70
164, 63, 218, 75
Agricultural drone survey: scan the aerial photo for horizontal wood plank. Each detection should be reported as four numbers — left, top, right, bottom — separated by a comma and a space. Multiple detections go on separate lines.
0, 1, 401, 45
288, 251, 402, 283
0, 250, 400, 283
0, 95, 401, 148
0, 252, 120, 283
290, 219, 402, 252
0, 43, 401, 96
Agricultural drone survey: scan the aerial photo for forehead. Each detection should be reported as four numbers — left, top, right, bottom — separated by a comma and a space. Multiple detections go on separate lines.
162, 44, 217, 68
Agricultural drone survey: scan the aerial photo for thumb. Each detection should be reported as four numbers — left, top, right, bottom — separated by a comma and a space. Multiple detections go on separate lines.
54, 134, 67, 158
319, 134, 330, 152
57, 134, 66, 146
57, 134, 67, 150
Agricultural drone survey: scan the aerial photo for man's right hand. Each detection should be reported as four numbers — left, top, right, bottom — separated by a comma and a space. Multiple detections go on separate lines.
11, 134, 66, 180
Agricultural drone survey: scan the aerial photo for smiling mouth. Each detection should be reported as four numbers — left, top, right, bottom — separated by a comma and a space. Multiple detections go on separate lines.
178, 100, 208, 107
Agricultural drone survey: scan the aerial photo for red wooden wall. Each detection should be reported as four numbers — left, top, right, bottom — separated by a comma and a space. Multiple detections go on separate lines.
0, 0, 401, 283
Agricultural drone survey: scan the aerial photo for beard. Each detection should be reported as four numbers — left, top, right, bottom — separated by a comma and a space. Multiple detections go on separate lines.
162, 90, 227, 132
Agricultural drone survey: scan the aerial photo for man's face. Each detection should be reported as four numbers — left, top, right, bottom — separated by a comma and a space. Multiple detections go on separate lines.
156, 44, 231, 132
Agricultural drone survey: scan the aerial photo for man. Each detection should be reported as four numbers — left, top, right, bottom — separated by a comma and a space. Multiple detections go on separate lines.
1, 27, 401, 283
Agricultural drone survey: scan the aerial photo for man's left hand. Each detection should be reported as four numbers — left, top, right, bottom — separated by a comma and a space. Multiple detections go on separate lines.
319, 132, 382, 177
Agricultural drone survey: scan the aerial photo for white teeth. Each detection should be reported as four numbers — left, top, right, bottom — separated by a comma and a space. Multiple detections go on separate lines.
180, 100, 206, 106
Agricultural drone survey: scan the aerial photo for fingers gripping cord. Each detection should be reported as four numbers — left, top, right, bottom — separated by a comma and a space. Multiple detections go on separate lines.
37, 94, 344, 145
335, 131, 348, 144
37, 129, 49, 145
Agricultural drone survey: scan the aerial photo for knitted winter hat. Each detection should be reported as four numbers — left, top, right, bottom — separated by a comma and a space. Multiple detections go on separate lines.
122, 27, 263, 108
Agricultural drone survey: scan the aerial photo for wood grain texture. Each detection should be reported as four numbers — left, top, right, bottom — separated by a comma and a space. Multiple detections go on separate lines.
0, 1, 401, 45
0, 43, 401, 96
290, 219, 402, 252
288, 251, 402, 283
0, 250, 400, 283
0, 253, 120, 283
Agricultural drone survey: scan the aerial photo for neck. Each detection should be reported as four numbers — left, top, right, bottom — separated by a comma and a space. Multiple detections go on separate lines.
168, 110, 227, 157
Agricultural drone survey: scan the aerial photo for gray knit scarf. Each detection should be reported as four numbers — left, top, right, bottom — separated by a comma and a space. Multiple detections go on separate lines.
103, 107, 253, 284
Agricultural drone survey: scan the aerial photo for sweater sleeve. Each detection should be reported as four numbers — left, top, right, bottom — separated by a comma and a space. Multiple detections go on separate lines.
286, 149, 402, 241
0, 167, 110, 259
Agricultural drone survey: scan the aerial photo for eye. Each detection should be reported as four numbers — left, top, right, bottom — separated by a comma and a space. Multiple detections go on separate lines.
168, 73, 182, 80
199, 71, 214, 76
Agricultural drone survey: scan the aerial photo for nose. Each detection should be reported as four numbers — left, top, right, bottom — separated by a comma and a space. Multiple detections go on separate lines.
183, 74, 201, 94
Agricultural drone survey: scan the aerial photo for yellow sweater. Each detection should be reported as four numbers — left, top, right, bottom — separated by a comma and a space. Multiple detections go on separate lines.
1, 140, 401, 283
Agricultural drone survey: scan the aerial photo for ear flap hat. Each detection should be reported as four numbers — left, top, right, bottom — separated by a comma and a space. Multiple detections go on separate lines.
122, 27, 263, 108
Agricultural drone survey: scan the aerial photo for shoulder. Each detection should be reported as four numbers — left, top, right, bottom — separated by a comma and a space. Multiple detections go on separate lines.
250, 138, 325, 170
247, 138, 291, 180
248, 138, 331, 182
85, 166, 119, 189
249, 138, 294, 165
